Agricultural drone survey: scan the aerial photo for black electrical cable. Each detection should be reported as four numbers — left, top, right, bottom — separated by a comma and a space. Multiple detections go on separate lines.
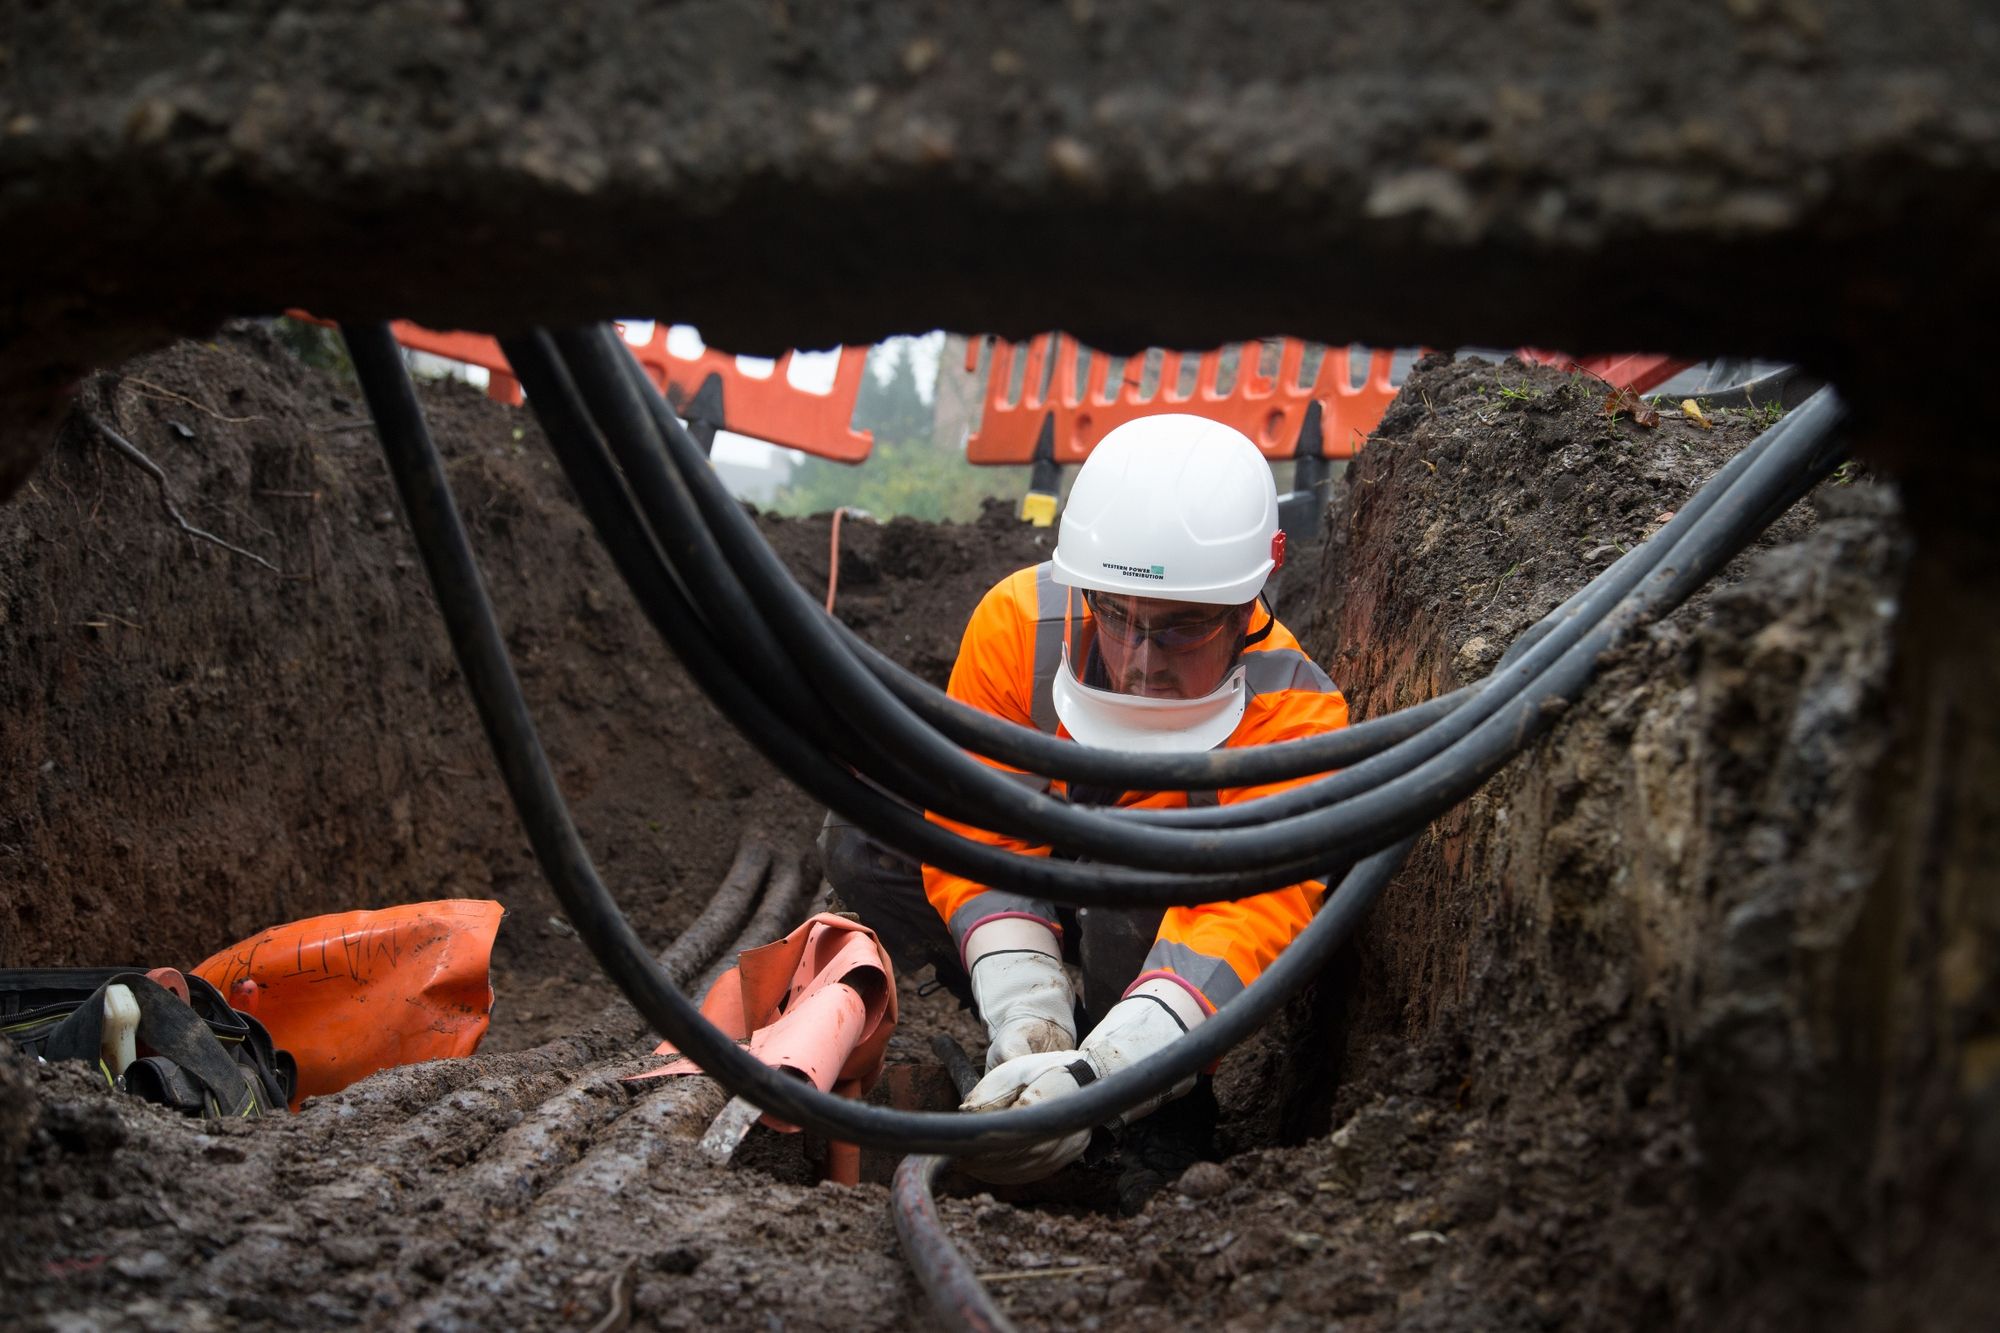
560, 328, 1586, 870
1108, 396, 1831, 831
544, 326, 1343, 876
347, 316, 1836, 1154
748, 365, 1792, 836
523, 323, 1842, 910
495, 331, 1340, 906
894, 1038, 1011, 1333
353, 311, 1426, 1150
603, 321, 1771, 802
553, 326, 1847, 880
528, 318, 1832, 896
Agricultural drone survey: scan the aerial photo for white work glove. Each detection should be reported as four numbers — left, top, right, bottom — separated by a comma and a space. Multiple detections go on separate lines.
956, 976, 1208, 1185
958, 1049, 1096, 1184
965, 918, 1076, 1070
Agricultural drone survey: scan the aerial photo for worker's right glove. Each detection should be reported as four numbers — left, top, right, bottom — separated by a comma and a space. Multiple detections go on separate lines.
964, 917, 1076, 1070
954, 975, 1211, 1185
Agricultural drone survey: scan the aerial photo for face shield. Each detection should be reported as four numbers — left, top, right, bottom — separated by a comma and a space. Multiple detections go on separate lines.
1050, 590, 1255, 752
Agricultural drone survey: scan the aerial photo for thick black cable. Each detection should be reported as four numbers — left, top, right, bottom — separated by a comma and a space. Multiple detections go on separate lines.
607, 321, 1761, 802
560, 325, 1846, 878
350, 315, 1425, 1150
498, 331, 1338, 905
546, 327, 1338, 876
349, 325, 1448, 1144
348, 315, 1835, 1154
566, 328, 1537, 869
597, 321, 1816, 856
893, 1151, 1016, 1333
517, 324, 1844, 906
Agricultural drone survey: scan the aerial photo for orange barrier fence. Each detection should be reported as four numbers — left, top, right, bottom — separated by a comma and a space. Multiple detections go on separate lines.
300, 314, 1689, 473
965, 335, 1697, 469
963, 334, 1401, 466
289, 313, 876, 462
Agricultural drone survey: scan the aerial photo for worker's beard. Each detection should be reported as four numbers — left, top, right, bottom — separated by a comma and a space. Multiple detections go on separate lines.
1101, 630, 1243, 701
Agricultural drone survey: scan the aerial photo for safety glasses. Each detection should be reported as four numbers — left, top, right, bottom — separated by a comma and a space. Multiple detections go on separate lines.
1083, 591, 1238, 653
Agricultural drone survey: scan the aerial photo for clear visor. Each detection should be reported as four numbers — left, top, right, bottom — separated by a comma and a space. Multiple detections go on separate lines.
1063, 590, 1247, 702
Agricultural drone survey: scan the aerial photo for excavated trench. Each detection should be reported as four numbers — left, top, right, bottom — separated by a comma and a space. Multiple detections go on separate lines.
0, 329, 1991, 1330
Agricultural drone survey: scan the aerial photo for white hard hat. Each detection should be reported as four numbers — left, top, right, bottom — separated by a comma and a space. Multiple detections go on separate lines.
1046, 414, 1283, 752
1049, 414, 1281, 606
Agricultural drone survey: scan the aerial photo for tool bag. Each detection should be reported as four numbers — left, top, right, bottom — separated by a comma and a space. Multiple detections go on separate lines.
0, 968, 294, 1118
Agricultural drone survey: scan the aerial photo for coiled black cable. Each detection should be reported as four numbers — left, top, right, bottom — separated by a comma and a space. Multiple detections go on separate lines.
345, 319, 1842, 1152
511, 326, 1843, 900
540, 327, 1847, 880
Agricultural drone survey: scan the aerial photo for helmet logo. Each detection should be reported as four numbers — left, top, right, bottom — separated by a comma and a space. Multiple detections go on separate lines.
1100, 561, 1166, 581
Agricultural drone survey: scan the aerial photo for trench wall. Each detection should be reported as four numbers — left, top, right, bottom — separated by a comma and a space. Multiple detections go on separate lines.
1302, 361, 1996, 1326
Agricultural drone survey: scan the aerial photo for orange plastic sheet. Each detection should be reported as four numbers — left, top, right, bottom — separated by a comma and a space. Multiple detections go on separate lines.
193, 899, 503, 1109
632, 913, 898, 1131
1517, 349, 1694, 393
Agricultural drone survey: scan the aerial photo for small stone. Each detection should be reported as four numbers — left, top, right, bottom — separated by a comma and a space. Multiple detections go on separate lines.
901, 38, 939, 76
112, 1250, 172, 1280
322, 1237, 378, 1268
1175, 1160, 1231, 1200
1047, 136, 1098, 186
1454, 635, 1499, 677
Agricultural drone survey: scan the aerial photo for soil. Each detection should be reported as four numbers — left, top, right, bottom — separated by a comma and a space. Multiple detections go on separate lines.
2, 340, 1991, 1331
5, 2, 1998, 502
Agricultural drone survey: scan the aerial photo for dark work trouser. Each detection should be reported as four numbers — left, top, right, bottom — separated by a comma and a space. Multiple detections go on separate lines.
817, 812, 1161, 1034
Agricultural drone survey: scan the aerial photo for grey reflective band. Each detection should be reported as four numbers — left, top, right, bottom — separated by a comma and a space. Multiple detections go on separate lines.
947, 891, 1061, 949
1241, 647, 1339, 697
1141, 940, 1246, 1009
1029, 563, 1069, 735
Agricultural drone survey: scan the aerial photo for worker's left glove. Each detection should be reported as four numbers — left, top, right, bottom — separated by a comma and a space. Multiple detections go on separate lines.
956, 976, 1208, 1185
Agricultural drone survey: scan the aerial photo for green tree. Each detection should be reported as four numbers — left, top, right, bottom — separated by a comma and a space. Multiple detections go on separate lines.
772, 334, 1032, 521
851, 339, 936, 446
773, 437, 1029, 522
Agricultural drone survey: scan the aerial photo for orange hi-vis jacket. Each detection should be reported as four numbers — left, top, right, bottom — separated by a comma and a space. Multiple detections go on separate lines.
922, 562, 1350, 1013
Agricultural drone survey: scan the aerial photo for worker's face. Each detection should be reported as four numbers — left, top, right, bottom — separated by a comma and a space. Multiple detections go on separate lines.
1085, 593, 1252, 700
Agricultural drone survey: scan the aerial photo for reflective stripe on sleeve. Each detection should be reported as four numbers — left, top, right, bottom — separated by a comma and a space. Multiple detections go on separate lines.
1139, 939, 1247, 1009
948, 891, 1062, 952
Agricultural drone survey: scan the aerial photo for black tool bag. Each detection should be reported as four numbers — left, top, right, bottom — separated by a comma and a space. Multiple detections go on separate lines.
0, 968, 295, 1118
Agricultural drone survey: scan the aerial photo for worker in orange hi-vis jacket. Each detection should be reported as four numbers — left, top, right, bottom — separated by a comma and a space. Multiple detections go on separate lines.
819, 414, 1348, 1191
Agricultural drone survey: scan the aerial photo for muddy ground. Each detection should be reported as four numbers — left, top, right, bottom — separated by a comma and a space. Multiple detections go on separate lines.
0, 334, 1990, 1330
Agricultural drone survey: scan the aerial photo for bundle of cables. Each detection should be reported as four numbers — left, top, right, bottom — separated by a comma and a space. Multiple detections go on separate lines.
342, 322, 1847, 1154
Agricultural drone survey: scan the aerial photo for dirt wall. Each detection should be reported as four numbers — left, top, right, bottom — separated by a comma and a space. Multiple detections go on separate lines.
1299, 356, 1996, 1328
